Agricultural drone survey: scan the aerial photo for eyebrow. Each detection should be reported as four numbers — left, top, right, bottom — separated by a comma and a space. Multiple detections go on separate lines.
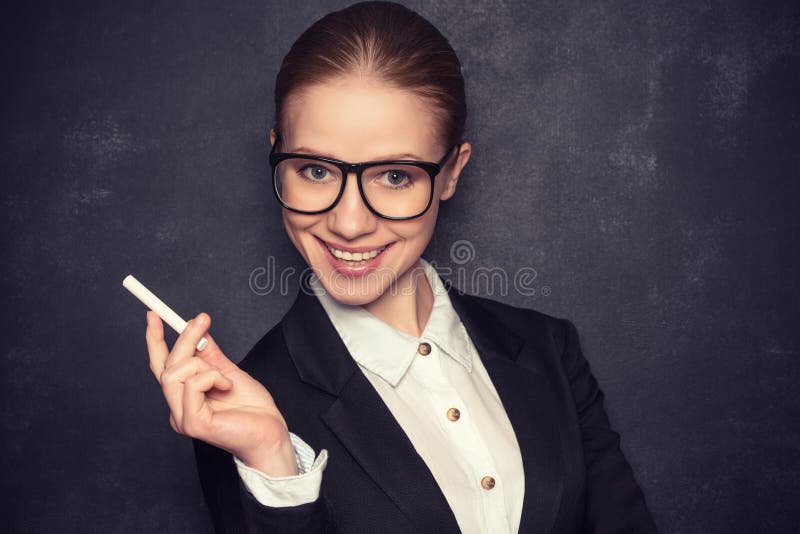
290, 146, 426, 161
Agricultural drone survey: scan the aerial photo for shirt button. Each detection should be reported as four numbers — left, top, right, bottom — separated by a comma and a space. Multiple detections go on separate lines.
446, 407, 461, 421
417, 342, 431, 356
480, 476, 496, 490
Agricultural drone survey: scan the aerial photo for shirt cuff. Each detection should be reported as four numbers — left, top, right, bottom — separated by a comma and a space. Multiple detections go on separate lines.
234, 431, 328, 507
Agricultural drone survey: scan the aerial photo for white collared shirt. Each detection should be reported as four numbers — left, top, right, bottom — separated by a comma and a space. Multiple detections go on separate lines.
235, 258, 525, 534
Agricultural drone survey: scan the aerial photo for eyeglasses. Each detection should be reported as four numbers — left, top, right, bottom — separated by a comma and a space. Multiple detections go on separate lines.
269, 139, 458, 220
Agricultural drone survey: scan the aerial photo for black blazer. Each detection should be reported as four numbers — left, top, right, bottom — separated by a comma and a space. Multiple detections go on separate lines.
193, 270, 657, 533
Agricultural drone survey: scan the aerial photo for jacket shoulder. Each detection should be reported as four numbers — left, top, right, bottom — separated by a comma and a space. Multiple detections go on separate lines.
454, 290, 574, 355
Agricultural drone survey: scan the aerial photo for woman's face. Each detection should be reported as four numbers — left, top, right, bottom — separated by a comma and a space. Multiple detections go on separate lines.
272, 75, 471, 306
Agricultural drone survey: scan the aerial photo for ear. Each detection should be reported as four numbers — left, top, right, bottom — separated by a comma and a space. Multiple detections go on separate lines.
439, 141, 472, 202
269, 128, 277, 147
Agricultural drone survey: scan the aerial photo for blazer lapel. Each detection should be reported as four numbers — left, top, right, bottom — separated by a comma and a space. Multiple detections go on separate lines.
281, 271, 460, 533
321, 373, 461, 532
448, 287, 566, 533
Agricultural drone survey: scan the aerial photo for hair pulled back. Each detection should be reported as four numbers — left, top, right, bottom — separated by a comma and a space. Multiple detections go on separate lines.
274, 1, 467, 150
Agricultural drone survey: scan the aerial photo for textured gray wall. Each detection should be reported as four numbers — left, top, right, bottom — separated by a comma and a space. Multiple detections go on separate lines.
2, 1, 798, 532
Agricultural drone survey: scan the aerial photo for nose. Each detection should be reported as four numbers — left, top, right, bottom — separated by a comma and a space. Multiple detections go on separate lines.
326, 171, 378, 239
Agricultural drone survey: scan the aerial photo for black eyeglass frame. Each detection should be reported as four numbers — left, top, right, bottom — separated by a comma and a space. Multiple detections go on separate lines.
269, 140, 459, 221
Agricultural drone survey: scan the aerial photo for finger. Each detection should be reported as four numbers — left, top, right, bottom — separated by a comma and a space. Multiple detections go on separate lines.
181, 369, 233, 437
191, 329, 238, 375
145, 311, 169, 383
165, 312, 210, 370
160, 356, 216, 426
169, 412, 179, 433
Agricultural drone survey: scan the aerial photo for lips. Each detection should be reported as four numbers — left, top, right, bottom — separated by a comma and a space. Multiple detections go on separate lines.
326, 243, 386, 262
315, 236, 394, 276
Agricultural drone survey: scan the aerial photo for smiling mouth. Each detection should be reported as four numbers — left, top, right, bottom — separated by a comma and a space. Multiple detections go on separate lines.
317, 237, 393, 266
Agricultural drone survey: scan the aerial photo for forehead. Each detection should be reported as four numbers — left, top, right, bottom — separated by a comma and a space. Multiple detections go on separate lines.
281, 76, 442, 161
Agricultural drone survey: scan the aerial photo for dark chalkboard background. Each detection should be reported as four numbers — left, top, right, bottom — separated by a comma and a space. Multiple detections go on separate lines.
2, 1, 798, 532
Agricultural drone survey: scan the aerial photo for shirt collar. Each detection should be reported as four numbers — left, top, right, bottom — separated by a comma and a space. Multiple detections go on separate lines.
309, 257, 475, 387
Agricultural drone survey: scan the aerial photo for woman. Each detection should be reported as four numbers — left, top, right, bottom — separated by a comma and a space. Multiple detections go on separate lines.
145, 2, 657, 532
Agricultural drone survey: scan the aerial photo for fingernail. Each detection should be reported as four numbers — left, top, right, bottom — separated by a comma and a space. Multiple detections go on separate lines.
195, 313, 207, 326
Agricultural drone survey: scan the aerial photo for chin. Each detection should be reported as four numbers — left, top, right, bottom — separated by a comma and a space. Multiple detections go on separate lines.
317, 274, 386, 306
332, 291, 380, 307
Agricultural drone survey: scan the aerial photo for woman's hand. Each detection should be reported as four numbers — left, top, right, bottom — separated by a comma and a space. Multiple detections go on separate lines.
145, 311, 298, 477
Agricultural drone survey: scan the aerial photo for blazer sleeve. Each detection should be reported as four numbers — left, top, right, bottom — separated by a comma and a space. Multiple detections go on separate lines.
193, 437, 336, 533
559, 318, 659, 533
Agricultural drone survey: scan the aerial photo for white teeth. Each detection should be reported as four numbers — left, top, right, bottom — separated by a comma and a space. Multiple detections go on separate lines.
326, 244, 386, 262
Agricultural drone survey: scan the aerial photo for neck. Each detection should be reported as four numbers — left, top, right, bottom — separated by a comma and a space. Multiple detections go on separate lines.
362, 260, 433, 338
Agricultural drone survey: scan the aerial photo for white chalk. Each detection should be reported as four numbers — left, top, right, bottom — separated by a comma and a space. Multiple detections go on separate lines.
123, 274, 208, 352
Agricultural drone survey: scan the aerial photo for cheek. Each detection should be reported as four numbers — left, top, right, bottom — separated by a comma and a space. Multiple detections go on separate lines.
283, 209, 317, 228
281, 211, 297, 240
282, 211, 319, 246
389, 204, 440, 242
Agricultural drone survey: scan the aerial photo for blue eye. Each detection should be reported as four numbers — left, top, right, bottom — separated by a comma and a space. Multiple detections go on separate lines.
379, 170, 412, 188
300, 164, 331, 182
